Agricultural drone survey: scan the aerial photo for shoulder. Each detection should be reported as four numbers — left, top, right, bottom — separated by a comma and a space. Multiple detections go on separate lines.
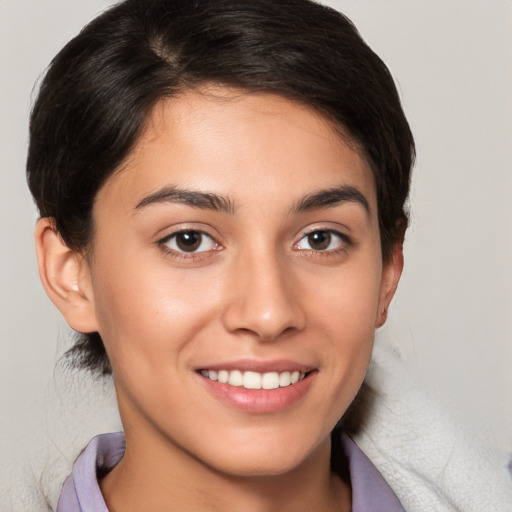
56, 432, 125, 512
336, 433, 405, 512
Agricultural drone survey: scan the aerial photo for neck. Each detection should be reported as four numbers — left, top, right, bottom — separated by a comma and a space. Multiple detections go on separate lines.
100, 428, 350, 512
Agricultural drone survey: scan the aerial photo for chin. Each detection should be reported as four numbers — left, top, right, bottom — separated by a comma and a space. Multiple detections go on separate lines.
196, 428, 330, 478
207, 451, 310, 478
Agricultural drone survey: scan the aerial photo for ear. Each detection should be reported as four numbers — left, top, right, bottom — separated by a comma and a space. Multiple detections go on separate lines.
34, 218, 99, 333
375, 241, 404, 328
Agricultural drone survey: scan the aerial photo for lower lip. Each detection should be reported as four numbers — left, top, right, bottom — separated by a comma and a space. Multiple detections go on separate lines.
198, 372, 316, 413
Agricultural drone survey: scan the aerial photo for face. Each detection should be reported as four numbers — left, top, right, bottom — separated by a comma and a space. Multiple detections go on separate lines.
80, 88, 400, 477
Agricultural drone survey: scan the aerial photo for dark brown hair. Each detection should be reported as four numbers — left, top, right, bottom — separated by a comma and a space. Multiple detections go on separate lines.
27, 0, 414, 375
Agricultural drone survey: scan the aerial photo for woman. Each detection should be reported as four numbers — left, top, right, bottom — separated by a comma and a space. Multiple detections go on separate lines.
27, 0, 413, 510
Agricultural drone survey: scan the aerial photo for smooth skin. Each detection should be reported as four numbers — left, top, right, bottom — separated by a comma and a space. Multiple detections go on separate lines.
35, 87, 403, 512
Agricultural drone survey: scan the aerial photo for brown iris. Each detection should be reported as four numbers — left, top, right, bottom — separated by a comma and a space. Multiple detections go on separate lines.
307, 231, 331, 251
175, 231, 202, 252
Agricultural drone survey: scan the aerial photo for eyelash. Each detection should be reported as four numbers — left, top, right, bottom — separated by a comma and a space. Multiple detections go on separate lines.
294, 228, 351, 256
157, 229, 221, 261
157, 227, 351, 261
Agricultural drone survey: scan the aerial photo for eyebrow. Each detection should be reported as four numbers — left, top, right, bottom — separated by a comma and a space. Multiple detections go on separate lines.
291, 185, 371, 215
134, 184, 370, 217
134, 186, 236, 214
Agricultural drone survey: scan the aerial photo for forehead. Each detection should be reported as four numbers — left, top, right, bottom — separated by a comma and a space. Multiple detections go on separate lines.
96, 88, 376, 216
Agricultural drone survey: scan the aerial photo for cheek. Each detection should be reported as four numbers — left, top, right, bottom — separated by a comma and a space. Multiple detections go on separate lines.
310, 254, 382, 401
89, 247, 222, 374
311, 250, 382, 332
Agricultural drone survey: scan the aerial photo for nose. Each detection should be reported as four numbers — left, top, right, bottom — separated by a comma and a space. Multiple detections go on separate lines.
221, 250, 306, 341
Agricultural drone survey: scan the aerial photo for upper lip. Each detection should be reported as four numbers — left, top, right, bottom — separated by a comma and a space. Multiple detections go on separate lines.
195, 359, 314, 374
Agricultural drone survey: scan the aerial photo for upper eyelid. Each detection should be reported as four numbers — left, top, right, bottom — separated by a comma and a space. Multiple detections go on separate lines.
157, 225, 221, 244
298, 226, 350, 241
297, 218, 351, 234
302, 227, 343, 235
158, 231, 219, 251
159, 230, 213, 242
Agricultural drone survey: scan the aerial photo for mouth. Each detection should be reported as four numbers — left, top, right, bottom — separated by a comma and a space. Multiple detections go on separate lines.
196, 360, 316, 413
199, 369, 308, 390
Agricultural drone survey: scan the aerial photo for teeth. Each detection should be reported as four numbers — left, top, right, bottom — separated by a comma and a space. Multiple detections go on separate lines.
228, 370, 243, 387
243, 371, 261, 389
262, 372, 279, 389
201, 369, 307, 389
279, 371, 291, 387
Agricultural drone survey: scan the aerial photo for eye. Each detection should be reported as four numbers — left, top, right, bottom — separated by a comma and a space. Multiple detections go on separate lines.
160, 230, 218, 253
295, 230, 347, 252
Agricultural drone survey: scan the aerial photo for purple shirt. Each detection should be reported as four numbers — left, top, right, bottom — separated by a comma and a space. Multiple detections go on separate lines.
57, 432, 404, 512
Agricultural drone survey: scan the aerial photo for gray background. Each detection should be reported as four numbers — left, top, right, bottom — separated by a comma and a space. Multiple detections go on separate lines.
1, 0, 511, 508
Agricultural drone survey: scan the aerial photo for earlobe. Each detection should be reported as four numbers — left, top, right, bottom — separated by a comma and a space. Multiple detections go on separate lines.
34, 218, 99, 333
376, 242, 404, 328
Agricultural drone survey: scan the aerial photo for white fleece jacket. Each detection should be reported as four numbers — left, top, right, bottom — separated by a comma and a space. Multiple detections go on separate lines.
354, 342, 512, 512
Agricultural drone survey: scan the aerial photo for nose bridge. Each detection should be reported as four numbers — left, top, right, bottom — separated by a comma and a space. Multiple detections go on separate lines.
222, 244, 305, 340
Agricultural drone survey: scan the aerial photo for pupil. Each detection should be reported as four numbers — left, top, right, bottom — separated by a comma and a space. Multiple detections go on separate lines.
308, 231, 330, 251
176, 232, 201, 252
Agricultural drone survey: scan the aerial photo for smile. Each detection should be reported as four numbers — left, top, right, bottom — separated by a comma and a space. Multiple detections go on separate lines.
200, 369, 307, 390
